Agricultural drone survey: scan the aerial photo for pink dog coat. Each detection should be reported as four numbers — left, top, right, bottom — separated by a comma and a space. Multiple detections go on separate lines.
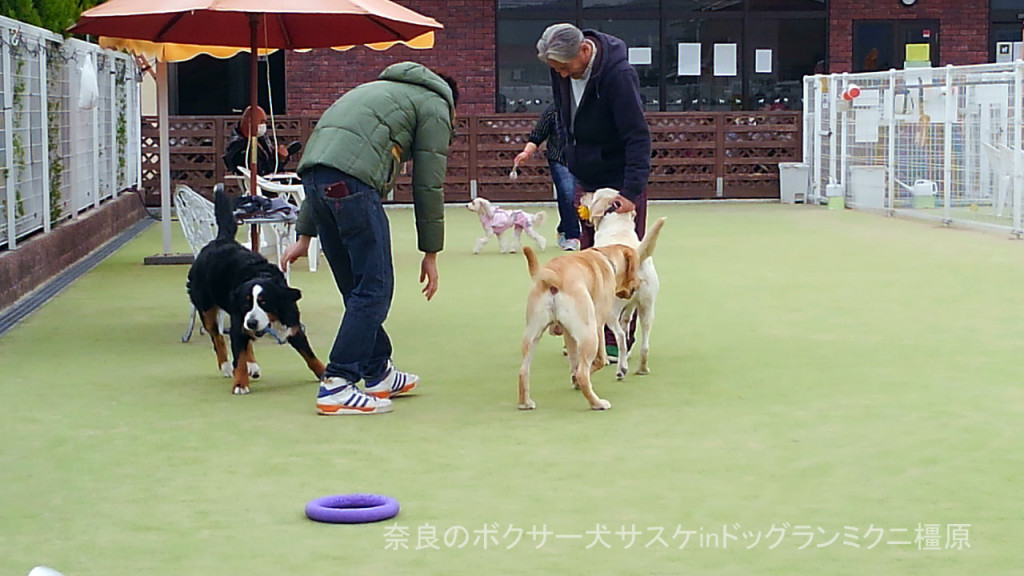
483, 208, 533, 234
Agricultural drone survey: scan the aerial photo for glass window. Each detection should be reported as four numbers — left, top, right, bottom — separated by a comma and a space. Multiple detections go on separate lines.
172, 51, 285, 115
584, 0, 658, 8
746, 18, 824, 110
497, 20, 560, 113
665, 17, 743, 110
581, 19, 661, 111
748, 0, 825, 10
853, 20, 939, 73
663, 0, 743, 12
498, 0, 575, 14
495, 0, 828, 112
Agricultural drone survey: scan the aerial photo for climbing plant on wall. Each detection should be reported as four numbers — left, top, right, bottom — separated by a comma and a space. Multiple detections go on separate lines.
46, 39, 64, 224
11, 49, 26, 218
115, 59, 127, 189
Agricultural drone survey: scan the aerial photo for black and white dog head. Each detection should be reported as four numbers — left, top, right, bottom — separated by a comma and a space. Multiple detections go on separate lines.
235, 279, 302, 336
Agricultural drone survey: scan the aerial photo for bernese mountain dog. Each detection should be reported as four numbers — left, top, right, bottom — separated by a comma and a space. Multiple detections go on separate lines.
187, 186, 325, 394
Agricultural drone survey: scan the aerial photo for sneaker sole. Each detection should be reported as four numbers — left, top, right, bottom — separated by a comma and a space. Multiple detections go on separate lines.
316, 403, 393, 415
366, 380, 419, 399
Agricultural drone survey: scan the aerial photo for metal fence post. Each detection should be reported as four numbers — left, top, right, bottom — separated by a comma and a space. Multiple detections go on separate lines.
813, 76, 823, 202
3, 30, 17, 250
109, 59, 116, 196
828, 74, 838, 192
944, 65, 954, 223
888, 69, 896, 212
840, 72, 849, 193
40, 42, 50, 233
1014, 60, 1022, 235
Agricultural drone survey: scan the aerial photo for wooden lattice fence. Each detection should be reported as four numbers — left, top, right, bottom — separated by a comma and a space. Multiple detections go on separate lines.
141, 112, 800, 204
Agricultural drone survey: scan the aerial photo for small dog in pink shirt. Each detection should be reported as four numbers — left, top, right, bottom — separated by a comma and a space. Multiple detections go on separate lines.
466, 197, 547, 254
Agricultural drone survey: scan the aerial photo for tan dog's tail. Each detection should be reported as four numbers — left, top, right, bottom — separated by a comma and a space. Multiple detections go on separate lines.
523, 246, 562, 294
523, 246, 541, 279
638, 217, 667, 261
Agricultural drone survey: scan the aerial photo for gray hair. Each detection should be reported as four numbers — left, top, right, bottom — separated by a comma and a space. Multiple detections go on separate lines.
536, 23, 584, 64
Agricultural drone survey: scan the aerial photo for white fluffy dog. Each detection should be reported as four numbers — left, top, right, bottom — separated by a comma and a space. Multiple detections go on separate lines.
466, 197, 547, 254
581, 188, 667, 378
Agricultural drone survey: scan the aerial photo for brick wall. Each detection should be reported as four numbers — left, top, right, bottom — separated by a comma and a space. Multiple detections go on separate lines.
0, 193, 147, 312
829, 0, 989, 72
287, 0, 495, 116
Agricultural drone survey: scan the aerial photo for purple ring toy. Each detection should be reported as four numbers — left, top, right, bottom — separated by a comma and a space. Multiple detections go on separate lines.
305, 493, 400, 524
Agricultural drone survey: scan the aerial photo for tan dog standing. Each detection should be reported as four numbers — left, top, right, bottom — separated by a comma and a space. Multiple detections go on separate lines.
518, 221, 664, 411
582, 188, 667, 378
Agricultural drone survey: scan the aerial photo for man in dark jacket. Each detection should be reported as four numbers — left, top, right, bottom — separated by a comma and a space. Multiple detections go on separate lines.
280, 62, 457, 416
537, 22, 652, 359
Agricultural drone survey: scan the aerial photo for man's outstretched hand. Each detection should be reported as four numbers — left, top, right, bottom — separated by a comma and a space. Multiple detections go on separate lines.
420, 252, 439, 301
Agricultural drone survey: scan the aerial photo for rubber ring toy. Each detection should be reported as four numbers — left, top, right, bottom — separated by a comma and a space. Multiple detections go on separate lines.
305, 493, 400, 524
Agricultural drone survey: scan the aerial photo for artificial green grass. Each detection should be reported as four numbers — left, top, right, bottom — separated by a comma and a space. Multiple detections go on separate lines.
1, 203, 1022, 575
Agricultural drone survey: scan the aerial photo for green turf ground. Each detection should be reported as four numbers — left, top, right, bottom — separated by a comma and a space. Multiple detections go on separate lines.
1, 202, 1022, 575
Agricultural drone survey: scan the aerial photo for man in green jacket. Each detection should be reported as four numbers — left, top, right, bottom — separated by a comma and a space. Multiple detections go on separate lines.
280, 62, 457, 416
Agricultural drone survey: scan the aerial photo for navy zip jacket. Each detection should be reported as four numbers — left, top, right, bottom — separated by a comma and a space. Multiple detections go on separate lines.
550, 30, 651, 201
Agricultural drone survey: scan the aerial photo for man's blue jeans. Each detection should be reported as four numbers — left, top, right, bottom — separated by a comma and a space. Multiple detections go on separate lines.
301, 166, 393, 384
549, 160, 580, 240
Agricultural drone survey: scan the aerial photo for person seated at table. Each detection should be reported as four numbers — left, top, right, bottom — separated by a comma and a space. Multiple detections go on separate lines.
223, 105, 302, 176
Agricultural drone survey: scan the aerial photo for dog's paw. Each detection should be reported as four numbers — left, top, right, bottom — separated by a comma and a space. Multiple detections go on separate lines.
635, 367, 650, 376
591, 399, 612, 410
233, 384, 251, 395
518, 400, 536, 410
247, 362, 261, 379
220, 362, 232, 378
616, 369, 627, 380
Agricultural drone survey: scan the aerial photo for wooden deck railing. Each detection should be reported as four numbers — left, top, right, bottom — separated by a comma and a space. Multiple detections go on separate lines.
141, 112, 801, 204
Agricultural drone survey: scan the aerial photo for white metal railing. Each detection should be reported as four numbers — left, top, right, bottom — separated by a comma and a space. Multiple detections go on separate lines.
0, 15, 142, 250
804, 62, 1024, 235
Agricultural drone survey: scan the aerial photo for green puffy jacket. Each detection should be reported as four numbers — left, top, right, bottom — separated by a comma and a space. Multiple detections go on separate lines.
295, 62, 455, 253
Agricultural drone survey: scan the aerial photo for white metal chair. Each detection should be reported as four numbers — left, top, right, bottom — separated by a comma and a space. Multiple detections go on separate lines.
175, 184, 219, 343
235, 166, 319, 272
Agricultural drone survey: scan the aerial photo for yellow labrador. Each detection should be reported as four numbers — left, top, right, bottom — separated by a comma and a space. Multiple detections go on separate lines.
518, 222, 663, 411
582, 188, 667, 378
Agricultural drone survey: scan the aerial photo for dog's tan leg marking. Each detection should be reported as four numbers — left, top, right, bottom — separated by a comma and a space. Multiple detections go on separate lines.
232, 346, 252, 395
306, 357, 326, 379
246, 340, 261, 379
201, 309, 230, 376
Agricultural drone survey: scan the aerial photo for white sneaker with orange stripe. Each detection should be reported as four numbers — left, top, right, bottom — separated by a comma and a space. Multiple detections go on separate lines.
316, 378, 392, 415
364, 360, 419, 399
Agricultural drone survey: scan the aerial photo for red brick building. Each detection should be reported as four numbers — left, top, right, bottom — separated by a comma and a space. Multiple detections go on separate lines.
171, 0, 1013, 117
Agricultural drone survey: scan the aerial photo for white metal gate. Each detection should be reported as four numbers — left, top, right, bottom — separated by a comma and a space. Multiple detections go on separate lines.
804, 62, 1024, 235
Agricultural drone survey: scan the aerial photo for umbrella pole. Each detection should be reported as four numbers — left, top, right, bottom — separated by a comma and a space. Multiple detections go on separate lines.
158, 58, 172, 255
248, 13, 260, 252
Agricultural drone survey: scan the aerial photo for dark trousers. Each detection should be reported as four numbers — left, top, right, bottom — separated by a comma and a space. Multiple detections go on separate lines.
574, 184, 649, 350
301, 166, 393, 384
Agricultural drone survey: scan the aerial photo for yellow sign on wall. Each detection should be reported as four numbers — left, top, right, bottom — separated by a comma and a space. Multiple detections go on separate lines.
906, 43, 931, 63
